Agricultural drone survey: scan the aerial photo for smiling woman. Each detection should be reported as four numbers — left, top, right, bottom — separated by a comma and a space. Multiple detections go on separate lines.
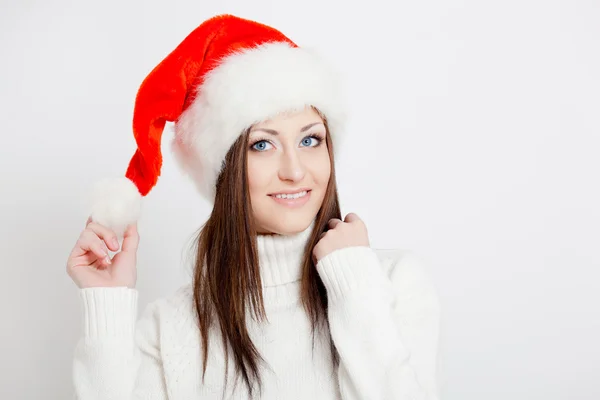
247, 107, 334, 235
67, 13, 441, 400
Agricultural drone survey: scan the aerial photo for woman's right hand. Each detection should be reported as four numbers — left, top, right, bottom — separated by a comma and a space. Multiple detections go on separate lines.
67, 217, 139, 289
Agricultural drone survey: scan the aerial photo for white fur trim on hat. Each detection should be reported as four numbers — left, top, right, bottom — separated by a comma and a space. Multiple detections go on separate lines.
88, 177, 142, 238
171, 42, 345, 203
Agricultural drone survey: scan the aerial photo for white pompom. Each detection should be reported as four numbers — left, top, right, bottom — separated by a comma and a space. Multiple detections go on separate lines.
87, 177, 142, 238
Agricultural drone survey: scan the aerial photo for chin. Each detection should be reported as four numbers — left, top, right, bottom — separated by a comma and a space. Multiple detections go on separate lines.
255, 209, 316, 235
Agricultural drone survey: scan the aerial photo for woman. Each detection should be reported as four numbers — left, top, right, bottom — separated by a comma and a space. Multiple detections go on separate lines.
67, 14, 441, 400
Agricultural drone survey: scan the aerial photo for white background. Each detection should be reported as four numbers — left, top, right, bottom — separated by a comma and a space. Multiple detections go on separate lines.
1, 0, 598, 399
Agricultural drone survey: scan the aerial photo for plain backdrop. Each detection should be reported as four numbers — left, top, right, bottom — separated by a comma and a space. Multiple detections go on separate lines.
1, 0, 598, 399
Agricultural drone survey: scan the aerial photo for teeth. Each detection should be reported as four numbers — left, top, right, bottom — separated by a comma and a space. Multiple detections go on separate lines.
274, 190, 308, 199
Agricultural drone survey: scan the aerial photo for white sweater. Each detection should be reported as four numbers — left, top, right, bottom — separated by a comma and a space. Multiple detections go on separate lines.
72, 222, 442, 399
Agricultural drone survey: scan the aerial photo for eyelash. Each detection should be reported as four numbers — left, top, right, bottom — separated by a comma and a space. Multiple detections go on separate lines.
249, 134, 325, 151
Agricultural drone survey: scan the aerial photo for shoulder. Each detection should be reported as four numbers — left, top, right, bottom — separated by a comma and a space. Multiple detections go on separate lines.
372, 248, 441, 314
148, 282, 195, 316
132, 283, 196, 354
372, 248, 432, 286
162, 282, 195, 310
134, 283, 197, 350
137, 283, 196, 334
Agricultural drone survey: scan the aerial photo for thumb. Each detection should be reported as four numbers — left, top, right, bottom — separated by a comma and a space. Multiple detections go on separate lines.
121, 223, 140, 253
344, 212, 361, 223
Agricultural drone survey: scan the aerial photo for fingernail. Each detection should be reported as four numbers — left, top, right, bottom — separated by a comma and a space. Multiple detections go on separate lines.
112, 238, 119, 248
105, 255, 112, 265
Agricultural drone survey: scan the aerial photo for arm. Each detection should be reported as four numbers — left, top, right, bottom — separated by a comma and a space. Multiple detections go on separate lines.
72, 287, 169, 399
316, 247, 442, 400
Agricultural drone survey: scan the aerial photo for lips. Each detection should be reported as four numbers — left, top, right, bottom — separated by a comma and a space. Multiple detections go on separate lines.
268, 189, 312, 207
268, 188, 312, 196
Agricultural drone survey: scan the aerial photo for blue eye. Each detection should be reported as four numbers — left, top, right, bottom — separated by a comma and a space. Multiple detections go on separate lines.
301, 135, 323, 147
251, 140, 273, 152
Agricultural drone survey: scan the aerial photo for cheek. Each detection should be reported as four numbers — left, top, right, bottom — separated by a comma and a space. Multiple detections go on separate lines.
247, 156, 272, 195
311, 149, 331, 185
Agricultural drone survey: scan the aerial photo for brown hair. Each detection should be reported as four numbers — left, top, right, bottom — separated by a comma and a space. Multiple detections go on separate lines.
188, 111, 341, 398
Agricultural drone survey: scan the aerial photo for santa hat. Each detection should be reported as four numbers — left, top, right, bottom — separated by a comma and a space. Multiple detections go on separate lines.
88, 14, 345, 237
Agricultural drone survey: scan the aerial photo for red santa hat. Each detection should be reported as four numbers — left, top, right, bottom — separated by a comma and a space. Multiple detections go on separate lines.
89, 14, 345, 236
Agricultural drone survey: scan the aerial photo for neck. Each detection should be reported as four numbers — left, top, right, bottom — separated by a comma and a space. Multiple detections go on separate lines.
256, 220, 316, 287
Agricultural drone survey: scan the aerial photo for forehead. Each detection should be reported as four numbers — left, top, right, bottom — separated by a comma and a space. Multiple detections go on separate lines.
251, 107, 324, 132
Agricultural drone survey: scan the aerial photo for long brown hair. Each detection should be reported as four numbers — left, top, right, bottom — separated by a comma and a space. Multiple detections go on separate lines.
188, 110, 341, 398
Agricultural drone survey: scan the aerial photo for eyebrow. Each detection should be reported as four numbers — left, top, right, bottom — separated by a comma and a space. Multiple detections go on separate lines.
250, 122, 324, 136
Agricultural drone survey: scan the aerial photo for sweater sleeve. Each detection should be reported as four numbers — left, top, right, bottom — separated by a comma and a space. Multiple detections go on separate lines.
72, 287, 169, 399
316, 246, 442, 400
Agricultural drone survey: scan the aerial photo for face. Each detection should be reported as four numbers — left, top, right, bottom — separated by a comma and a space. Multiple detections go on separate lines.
247, 107, 331, 235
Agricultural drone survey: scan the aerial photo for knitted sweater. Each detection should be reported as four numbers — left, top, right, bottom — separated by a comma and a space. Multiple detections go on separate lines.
72, 223, 442, 399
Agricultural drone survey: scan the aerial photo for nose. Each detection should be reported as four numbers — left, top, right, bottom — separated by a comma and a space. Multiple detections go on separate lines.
278, 148, 306, 182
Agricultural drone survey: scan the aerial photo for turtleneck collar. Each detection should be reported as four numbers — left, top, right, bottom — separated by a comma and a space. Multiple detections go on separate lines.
256, 219, 316, 287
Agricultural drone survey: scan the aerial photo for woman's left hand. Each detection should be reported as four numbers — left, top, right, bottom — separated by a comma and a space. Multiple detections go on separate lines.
313, 213, 370, 263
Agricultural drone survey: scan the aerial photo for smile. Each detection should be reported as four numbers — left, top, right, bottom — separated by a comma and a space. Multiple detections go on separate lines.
268, 190, 312, 208
272, 190, 309, 199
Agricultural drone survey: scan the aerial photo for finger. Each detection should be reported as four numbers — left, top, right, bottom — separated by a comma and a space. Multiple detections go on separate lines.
85, 216, 93, 227
344, 213, 361, 223
121, 223, 140, 253
77, 233, 112, 265
327, 218, 343, 229
90, 258, 108, 271
85, 222, 120, 252
319, 231, 327, 240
